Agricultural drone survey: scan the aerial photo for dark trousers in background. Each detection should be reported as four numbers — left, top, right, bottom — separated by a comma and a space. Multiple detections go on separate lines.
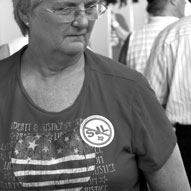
175, 123, 191, 184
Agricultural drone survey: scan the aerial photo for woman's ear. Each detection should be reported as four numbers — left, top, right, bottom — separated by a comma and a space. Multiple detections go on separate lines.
19, 9, 30, 27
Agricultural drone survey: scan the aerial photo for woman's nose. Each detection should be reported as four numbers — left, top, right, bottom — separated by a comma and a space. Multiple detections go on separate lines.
72, 10, 89, 28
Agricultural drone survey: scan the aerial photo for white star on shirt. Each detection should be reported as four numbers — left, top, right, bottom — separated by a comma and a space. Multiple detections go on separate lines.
28, 140, 38, 150
74, 148, 79, 154
99, 176, 108, 184
18, 139, 23, 144
64, 137, 70, 142
57, 148, 63, 154
43, 146, 49, 153
14, 149, 19, 155
35, 134, 41, 140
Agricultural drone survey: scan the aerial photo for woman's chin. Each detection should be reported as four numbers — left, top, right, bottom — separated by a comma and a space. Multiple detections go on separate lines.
65, 43, 86, 55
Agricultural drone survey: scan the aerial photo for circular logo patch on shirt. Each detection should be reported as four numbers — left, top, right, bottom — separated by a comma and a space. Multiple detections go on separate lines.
80, 115, 115, 148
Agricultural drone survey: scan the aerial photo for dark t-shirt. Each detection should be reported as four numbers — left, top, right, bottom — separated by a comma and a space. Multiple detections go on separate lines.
0, 47, 176, 190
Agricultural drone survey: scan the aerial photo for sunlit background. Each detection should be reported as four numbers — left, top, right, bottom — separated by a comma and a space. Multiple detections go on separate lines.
185, 0, 191, 16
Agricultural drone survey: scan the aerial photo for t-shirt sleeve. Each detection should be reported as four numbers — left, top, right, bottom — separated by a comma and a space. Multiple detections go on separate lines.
131, 76, 176, 172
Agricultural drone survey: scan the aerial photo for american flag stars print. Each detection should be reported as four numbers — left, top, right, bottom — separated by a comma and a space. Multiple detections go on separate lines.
11, 128, 96, 190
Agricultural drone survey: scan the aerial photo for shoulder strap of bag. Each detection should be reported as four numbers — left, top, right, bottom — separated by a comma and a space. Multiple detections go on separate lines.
118, 33, 131, 65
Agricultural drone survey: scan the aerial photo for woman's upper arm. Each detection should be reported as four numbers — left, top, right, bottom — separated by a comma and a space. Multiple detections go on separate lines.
144, 143, 190, 191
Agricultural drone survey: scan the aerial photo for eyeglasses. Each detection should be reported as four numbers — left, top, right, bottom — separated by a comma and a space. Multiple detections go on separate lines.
43, 2, 107, 23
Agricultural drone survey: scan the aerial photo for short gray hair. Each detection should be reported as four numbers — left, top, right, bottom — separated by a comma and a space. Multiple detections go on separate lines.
12, 0, 42, 36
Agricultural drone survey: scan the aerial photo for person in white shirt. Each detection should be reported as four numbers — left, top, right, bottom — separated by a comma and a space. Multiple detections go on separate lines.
144, 15, 191, 184
123, 0, 186, 72
0, 36, 28, 60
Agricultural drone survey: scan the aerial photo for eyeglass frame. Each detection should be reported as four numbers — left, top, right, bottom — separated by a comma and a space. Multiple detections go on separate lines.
42, 2, 107, 23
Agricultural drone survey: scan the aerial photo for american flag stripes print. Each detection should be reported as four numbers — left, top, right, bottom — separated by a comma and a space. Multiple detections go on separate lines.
11, 129, 96, 190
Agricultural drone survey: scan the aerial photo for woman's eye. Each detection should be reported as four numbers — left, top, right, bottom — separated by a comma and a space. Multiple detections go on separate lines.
55, 7, 74, 14
57, 7, 71, 11
86, 4, 97, 9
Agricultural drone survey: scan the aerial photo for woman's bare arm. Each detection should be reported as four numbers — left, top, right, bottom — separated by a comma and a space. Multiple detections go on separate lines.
145, 143, 190, 191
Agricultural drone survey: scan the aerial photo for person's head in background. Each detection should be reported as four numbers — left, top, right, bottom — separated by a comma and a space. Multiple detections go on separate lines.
147, 0, 186, 18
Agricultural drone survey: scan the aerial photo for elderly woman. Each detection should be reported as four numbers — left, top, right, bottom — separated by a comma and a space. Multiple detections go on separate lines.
0, 0, 189, 190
